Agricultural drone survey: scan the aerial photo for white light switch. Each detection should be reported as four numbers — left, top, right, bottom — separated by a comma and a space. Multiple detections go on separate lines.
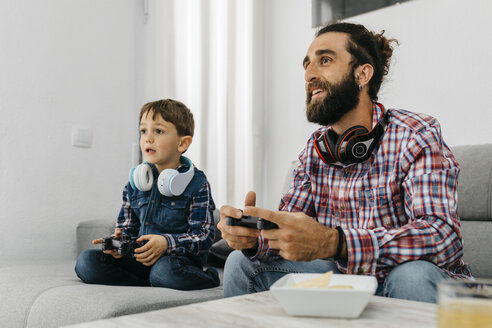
72, 126, 93, 148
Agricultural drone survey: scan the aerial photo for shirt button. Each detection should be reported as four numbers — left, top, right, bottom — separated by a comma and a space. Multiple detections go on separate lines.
138, 201, 141, 205
171, 202, 175, 206
151, 200, 156, 204
145, 222, 150, 226
344, 168, 350, 174
340, 205, 345, 211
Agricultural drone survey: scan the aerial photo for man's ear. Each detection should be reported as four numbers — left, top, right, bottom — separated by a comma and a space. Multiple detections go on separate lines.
355, 63, 374, 88
177, 136, 193, 153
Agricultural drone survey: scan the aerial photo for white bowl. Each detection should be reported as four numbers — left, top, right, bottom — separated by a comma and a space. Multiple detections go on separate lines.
270, 273, 378, 318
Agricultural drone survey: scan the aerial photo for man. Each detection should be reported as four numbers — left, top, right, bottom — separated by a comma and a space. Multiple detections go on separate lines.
218, 22, 471, 303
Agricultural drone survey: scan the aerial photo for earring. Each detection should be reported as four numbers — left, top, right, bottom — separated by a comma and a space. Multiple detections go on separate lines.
358, 84, 363, 90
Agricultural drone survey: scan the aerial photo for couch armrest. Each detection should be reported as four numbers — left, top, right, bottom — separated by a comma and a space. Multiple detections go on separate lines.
76, 219, 115, 257
452, 144, 492, 221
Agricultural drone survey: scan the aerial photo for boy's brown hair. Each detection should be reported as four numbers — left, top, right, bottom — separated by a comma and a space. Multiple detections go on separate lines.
139, 99, 195, 137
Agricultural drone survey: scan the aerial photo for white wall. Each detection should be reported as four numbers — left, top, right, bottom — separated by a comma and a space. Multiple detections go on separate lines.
4, 0, 489, 259
262, 0, 316, 208
347, 0, 492, 147
0, 0, 142, 261
262, 0, 492, 209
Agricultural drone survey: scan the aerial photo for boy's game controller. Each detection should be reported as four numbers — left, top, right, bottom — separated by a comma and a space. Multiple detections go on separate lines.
101, 235, 143, 257
225, 215, 278, 230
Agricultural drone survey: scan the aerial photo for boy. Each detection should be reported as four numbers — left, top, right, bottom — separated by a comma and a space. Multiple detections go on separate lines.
75, 99, 220, 290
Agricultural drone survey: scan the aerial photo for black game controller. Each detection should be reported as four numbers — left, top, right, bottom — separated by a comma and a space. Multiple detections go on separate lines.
257, 218, 279, 230
226, 215, 278, 230
101, 235, 143, 257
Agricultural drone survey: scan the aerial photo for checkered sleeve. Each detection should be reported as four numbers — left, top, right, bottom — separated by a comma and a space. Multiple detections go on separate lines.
162, 181, 215, 256
248, 148, 316, 261
116, 184, 140, 237
340, 121, 465, 277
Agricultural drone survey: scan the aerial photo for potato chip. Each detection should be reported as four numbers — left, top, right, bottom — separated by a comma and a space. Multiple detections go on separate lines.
328, 285, 354, 289
291, 271, 333, 288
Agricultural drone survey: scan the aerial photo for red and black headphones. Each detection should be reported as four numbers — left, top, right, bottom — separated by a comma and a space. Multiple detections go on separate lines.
314, 103, 390, 166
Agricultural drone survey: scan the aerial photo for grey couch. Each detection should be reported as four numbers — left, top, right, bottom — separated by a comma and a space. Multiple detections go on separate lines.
453, 144, 492, 279
1, 144, 490, 328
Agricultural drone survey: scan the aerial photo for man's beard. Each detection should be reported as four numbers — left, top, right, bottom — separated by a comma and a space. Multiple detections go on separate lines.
305, 69, 360, 126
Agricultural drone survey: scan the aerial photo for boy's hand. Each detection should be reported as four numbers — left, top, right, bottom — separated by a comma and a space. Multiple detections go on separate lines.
134, 235, 168, 266
92, 228, 123, 259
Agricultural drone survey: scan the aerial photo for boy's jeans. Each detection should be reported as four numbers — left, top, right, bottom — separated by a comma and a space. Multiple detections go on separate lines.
75, 249, 219, 290
223, 250, 449, 303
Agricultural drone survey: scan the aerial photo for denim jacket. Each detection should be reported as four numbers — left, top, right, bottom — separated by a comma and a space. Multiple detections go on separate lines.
117, 161, 216, 265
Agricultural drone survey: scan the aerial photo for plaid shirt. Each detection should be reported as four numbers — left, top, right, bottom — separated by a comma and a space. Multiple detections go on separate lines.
117, 163, 215, 257
254, 103, 472, 281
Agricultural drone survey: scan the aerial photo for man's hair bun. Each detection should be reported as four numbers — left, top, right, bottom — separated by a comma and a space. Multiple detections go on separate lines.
371, 30, 398, 77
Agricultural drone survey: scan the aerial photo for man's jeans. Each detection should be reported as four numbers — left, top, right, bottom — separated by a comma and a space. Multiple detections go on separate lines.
223, 250, 450, 303
75, 249, 219, 290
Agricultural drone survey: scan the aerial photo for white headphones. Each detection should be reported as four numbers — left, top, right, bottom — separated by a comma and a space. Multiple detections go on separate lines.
129, 156, 195, 197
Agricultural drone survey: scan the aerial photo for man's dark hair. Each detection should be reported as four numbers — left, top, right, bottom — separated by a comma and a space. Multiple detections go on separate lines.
139, 99, 194, 137
317, 22, 398, 101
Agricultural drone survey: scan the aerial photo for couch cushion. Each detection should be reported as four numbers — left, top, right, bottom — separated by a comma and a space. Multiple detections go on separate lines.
452, 144, 492, 221
0, 261, 222, 328
460, 221, 492, 279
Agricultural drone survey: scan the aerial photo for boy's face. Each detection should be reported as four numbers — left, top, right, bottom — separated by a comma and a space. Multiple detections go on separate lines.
139, 111, 190, 171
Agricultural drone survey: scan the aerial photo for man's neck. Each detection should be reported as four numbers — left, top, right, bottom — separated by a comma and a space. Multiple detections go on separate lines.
331, 95, 373, 136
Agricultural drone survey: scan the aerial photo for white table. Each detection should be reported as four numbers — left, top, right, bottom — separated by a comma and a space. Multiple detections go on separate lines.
65, 291, 437, 327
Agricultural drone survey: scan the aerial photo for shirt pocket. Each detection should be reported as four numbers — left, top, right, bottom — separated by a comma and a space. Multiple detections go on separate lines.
154, 198, 190, 233
130, 195, 150, 220
358, 187, 405, 229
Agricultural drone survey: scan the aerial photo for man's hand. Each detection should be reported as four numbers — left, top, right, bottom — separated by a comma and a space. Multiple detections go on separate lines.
218, 191, 261, 250
92, 228, 123, 259
244, 206, 341, 262
134, 234, 168, 266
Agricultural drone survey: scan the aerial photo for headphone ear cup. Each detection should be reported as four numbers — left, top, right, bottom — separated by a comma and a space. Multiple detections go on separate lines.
315, 133, 333, 164
347, 137, 375, 161
129, 167, 137, 190
325, 129, 340, 162
133, 166, 142, 190
157, 169, 179, 196
335, 126, 368, 163
129, 163, 153, 191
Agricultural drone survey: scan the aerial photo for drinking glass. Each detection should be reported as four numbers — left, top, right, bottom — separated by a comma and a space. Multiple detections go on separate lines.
438, 279, 492, 328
